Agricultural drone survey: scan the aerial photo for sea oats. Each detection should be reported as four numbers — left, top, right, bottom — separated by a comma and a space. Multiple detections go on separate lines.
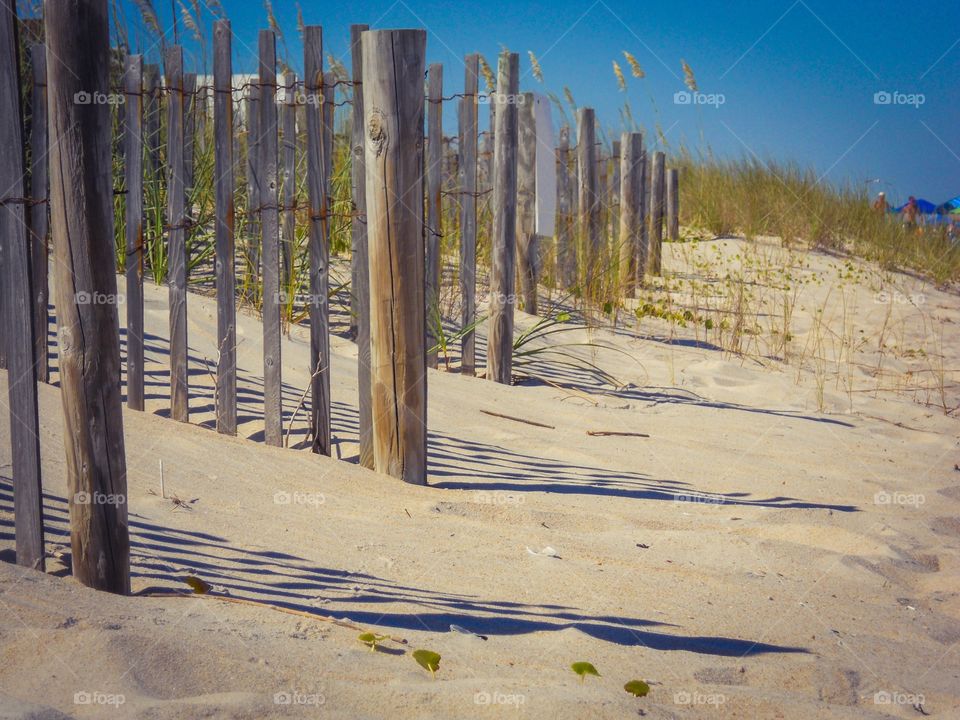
478, 55, 495, 94
623, 51, 645, 78
613, 60, 626, 91
528, 51, 544, 82
681, 59, 698, 92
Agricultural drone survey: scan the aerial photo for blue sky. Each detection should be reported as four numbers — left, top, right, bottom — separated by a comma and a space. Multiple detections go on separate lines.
117, 0, 959, 204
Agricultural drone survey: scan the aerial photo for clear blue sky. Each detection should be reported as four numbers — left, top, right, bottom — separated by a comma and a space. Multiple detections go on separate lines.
117, 0, 959, 205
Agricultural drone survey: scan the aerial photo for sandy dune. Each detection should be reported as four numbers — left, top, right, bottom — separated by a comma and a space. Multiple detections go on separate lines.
1, 238, 958, 718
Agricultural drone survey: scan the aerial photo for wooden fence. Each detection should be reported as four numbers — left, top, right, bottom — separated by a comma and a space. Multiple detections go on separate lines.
0, 2, 680, 592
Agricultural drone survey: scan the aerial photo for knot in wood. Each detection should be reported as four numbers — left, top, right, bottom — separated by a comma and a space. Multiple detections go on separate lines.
367, 108, 387, 157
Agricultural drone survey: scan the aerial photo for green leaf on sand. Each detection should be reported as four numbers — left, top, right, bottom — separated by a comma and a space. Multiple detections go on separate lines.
571, 662, 600, 682
358, 632, 387, 651
624, 680, 650, 697
413, 649, 441, 678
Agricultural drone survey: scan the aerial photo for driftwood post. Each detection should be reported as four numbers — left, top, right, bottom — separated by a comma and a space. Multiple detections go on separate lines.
29, 44, 49, 384
165, 46, 189, 422
649, 150, 665, 276
459, 54, 479, 376
361, 28, 427, 484
488, 52, 519, 385
45, 0, 130, 592
619, 132, 644, 294
303, 26, 331, 455
516, 92, 537, 315
556, 125, 575, 288
350, 24, 374, 469
667, 167, 680, 241
281, 70, 296, 288
424, 63, 442, 369
123, 54, 144, 410
577, 108, 599, 294
259, 30, 282, 447
213, 20, 236, 435
1, 2, 43, 571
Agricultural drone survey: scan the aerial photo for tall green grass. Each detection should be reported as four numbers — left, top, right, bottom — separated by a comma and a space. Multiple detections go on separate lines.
673, 151, 960, 285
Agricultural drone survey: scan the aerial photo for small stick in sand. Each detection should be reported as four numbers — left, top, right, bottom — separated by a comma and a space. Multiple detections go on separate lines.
480, 409, 555, 429
586, 430, 650, 438
159, 459, 165, 499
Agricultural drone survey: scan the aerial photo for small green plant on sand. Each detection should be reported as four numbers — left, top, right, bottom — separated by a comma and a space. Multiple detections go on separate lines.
570, 662, 600, 682
358, 632, 388, 652
624, 680, 650, 697
413, 649, 442, 678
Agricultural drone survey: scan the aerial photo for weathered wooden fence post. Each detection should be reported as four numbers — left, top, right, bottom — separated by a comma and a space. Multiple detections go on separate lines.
259, 29, 282, 447
577, 108, 599, 294
164, 45, 189, 422
45, 0, 130, 592
556, 125, 575, 288
304, 26, 331, 456
1, 1, 43, 571
459, 54, 479, 376
425, 63, 442, 369
350, 23, 374, 469
281, 70, 297, 288
361, 28, 427, 483
649, 150, 665, 276
123, 53, 145, 411
667, 167, 680, 241
144, 63, 160, 183
610, 139, 621, 252
488, 52, 519, 384
214, 19, 236, 435
516, 91, 537, 315
183, 72, 196, 192
245, 84, 261, 295
29, 44, 49, 384
619, 132, 644, 294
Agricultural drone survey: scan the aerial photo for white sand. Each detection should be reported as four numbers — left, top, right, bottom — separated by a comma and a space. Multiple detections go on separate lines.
1, 238, 958, 719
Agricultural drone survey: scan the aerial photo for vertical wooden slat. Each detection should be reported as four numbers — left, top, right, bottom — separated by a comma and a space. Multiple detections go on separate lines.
304, 26, 330, 456
639, 149, 649, 274
29, 44, 49, 384
245, 84, 261, 294
259, 30, 282, 447
459, 54, 479, 376
318, 71, 334, 447
44, 0, 129, 592
577, 108, 599, 294
361, 28, 428, 484
144, 64, 160, 183
0, 0, 43, 571
183, 72, 196, 193
164, 46, 189, 423
280, 70, 296, 288
649, 150, 665, 276
516, 91, 537, 315
123, 54, 144, 410
214, 20, 236, 435
619, 132, 644, 294
350, 23, 374, 469
424, 63, 442, 369
610, 139, 621, 253
556, 125, 574, 288
487, 52, 519, 385
667, 167, 680, 241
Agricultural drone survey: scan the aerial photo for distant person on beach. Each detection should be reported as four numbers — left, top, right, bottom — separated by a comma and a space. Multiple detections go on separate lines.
872, 192, 889, 213
901, 196, 919, 226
